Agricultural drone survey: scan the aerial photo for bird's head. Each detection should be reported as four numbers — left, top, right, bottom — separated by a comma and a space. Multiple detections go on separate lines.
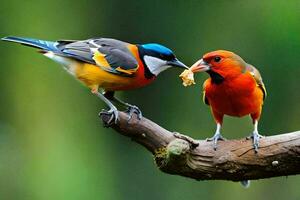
190, 50, 247, 81
139, 43, 188, 77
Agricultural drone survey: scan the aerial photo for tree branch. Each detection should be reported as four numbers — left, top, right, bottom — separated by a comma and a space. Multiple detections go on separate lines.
100, 111, 300, 182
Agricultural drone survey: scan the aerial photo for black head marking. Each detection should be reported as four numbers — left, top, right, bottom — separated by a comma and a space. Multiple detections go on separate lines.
207, 70, 224, 84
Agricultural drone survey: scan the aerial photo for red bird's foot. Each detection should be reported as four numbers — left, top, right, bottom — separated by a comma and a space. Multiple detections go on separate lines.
206, 133, 226, 150
126, 105, 142, 122
246, 132, 264, 153
99, 108, 119, 127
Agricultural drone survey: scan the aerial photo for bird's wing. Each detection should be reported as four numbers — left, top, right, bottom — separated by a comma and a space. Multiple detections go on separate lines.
203, 79, 210, 105
56, 38, 139, 76
246, 64, 267, 100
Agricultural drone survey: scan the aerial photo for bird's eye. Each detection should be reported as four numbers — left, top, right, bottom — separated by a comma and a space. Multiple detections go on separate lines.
214, 56, 221, 63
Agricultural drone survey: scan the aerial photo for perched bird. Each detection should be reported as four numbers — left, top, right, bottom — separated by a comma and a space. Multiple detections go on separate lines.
2, 36, 188, 125
190, 50, 266, 152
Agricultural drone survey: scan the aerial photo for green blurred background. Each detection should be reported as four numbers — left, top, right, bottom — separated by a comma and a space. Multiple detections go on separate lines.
1, 0, 300, 199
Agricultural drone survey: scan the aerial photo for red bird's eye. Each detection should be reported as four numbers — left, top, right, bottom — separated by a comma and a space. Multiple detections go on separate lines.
214, 56, 221, 62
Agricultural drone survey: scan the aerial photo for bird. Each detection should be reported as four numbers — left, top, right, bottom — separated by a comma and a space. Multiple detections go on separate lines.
2, 36, 188, 125
190, 50, 266, 152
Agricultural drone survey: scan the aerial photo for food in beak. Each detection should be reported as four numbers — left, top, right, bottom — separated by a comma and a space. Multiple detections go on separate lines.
179, 68, 195, 87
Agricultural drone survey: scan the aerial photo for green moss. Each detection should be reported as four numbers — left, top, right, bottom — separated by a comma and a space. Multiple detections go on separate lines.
154, 147, 168, 168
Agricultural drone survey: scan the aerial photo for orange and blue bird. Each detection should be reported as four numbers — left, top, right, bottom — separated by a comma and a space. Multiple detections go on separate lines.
190, 50, 266, 152
2, 36, 188, 125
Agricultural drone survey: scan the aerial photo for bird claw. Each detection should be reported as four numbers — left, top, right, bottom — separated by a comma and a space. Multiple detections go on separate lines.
126, 105, 142, 122
206, 133, 226, 150
246, 132, 264, 153
99, 108, 119, 127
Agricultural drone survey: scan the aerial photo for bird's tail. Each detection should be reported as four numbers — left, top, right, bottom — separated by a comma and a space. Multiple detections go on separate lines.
240, 180, 250, 188
1, 36, 57, 52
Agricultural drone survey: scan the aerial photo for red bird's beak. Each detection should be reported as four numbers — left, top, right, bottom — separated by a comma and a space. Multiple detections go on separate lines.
190, 59, 210, 73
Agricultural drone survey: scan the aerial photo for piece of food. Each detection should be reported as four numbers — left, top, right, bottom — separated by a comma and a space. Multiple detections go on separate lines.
179, 69, 195, 86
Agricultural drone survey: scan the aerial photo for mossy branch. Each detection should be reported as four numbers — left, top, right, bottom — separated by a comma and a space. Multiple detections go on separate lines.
100, 111, 300, 182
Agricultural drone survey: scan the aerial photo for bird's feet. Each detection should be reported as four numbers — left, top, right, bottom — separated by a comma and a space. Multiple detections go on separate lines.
206, 133, 226, 150
246, 131, 264, 152
99, 107, 119, 127
126, 105, 142, 122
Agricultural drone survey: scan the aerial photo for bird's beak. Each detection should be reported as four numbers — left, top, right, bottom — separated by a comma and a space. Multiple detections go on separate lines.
167, 58, 189, 69
190, 59, 210, 73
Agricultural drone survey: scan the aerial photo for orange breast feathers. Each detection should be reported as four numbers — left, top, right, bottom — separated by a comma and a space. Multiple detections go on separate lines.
73, 45, 155, 91
204, 71, 264, 118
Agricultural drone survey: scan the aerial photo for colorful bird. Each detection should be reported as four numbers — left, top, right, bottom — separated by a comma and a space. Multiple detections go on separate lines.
190, 50, 266, 152
2, 36, 188, 125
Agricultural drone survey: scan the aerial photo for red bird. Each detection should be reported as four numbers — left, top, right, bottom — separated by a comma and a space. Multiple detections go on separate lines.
190, 50, 266, 152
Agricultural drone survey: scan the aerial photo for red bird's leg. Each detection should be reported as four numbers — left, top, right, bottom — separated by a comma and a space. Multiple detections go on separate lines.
207, 110, 225, 150
91, 88, 119, 126
103, 91, 142, 121
207, 123, 226, 150
247, 119, 264, 152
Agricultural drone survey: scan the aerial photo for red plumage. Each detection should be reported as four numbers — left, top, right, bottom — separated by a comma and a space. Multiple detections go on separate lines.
191, 50, 266, 152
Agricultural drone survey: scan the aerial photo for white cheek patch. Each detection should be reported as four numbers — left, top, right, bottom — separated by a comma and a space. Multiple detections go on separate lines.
144, 55, 170, 76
